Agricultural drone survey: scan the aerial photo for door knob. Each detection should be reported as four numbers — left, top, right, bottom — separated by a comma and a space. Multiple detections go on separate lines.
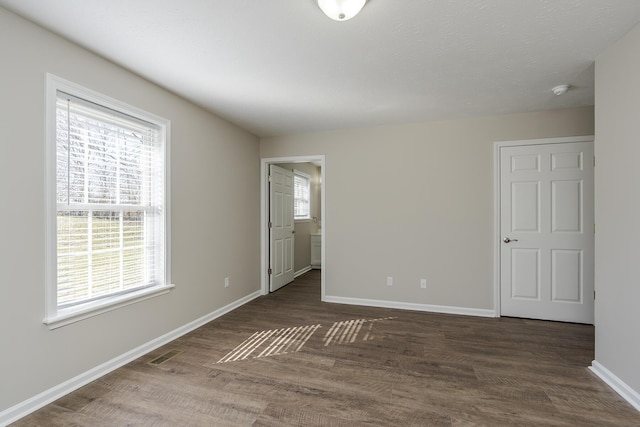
503, 237, 518, 243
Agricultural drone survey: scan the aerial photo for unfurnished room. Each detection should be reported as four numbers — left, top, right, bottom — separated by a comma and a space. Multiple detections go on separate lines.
1, 1, 640, 425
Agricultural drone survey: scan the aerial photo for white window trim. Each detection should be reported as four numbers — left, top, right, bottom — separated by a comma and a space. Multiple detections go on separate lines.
293, 169, 311, 221
44, 73, 173, 329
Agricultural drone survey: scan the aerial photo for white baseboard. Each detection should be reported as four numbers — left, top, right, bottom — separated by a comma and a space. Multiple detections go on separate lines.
294, 266, 313, 278
322, 295, 496, 318
0, 290, 262, 427
590, 360, 640, 412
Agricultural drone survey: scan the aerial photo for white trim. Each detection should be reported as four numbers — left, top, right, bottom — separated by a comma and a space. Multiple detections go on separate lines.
0, 290, 261, 426
492, 135, 594, 317
46, 73, 170, 125
294, 266, 313, 278
261, 156, 326, 299
494, 135, 594, 148
324, 295, 496, 318
43, 284, 175, 330
45, 75, 58, 318
590, 360, 640, 412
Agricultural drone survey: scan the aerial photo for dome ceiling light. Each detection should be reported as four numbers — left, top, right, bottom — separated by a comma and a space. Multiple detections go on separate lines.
552, 84, 570, 96
317, 0, 367, 21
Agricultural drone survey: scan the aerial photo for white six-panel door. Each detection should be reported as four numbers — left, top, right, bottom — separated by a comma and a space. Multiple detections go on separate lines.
269, 165, 295, 292
500, 141, 594, 324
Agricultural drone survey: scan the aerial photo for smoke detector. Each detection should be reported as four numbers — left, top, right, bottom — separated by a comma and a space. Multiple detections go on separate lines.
552, 84, 570, 96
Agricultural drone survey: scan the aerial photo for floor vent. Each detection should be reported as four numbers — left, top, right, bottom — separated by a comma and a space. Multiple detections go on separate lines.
149, 349, 183, 366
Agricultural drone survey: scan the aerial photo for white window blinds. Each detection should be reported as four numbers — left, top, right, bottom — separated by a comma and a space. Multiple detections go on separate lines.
294, 171, 311, 219
55, 91, 165, 308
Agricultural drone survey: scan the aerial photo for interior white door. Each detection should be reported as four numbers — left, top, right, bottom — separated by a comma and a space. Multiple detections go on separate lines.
500, 141, 594, 324
269, 165, 295, 292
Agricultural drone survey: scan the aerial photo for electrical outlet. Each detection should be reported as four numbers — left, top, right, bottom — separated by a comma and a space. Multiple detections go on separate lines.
420, 279, 427, 289
387, 276, 393, 287
224, 277, 230, 288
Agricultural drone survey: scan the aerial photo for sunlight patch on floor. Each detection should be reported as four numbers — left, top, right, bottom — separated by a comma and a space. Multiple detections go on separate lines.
216, 317, 396, 364
323, 317, 396, 347
216, 324, 321, 363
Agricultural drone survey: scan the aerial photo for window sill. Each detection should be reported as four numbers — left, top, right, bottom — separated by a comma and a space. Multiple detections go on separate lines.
295, 218, 311, 223
43, 283, 175, 330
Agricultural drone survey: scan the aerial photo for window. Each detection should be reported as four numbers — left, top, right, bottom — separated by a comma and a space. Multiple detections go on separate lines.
45, 74, 172, 328
294, 170, 311, 220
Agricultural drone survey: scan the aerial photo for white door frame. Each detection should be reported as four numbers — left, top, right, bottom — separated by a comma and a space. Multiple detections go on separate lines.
261, 155, 326, 299
493, 135, 594, 317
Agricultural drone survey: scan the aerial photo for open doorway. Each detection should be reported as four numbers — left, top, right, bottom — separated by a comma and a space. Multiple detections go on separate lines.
261, 156, 325, 299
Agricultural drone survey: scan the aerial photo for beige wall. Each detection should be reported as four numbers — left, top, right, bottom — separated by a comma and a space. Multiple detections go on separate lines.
0, 8, 260, 412
594, 22, 640, 395
261, 108, 594, 309
278, 163, 321, 273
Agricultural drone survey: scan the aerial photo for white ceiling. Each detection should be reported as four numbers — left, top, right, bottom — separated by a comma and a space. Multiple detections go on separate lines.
2, 1, 640, 137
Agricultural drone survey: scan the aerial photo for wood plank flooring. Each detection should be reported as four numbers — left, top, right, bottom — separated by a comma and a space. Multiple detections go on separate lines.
13, 270, 640, 426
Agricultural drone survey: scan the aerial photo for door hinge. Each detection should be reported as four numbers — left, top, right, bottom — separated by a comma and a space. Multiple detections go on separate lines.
268, 268, 272, 275
268, 221, 272, 228
593, 156, 596, 167
268, 175, 272, 182
594, 290, 596, 300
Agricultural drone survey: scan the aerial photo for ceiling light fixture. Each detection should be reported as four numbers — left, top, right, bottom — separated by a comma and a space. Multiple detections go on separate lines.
317, 0, 367, 21
552, 84, 570, 96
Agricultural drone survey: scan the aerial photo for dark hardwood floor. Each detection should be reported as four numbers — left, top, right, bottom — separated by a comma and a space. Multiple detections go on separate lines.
14, 270, 640, 426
